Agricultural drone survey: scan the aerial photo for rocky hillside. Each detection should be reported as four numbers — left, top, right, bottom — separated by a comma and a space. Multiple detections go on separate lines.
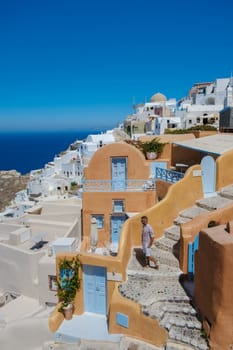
0, 170, 29, 211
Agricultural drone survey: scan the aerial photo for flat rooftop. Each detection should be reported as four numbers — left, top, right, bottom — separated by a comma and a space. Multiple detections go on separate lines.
173, 134, 233, 155
0, 197, 82, 253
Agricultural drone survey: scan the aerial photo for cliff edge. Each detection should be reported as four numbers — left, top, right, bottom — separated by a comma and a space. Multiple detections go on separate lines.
0, 170, 29, 211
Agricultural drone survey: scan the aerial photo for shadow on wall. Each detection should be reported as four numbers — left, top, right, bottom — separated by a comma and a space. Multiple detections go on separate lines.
216, 148, 233, 190
179, 148, 233, 275
110, 150, 233, 346
118, 164, 204, 254
180, 202, 233, 275
49, 164, 204, 344
107, 164, 204, 344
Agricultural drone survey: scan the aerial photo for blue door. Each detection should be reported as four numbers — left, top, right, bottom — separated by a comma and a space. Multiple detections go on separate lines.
111, 157, 126, 191
201, 155, 216, 197
111, 215, 126, 244
188, 234, 199, 280
83, 265, 107, 315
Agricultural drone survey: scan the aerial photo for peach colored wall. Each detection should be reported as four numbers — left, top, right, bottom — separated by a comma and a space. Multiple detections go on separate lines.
195, 228, 233, 349
180, 202, 233, 274
116, 165, 204, 279
171, 145, 201, 167
49, 165, 204, 337
156, 179, 172, 201
108, 284, 168, 347
138, 134, 195, 167
158, 143, 170, 162
82, 142, 158, 246
170, 133, 219, 168
138, 134, 195, 143
179, 149, 233, 274
49, 305, 65, 332
49, 141, 233, 344
216, 148, 233, 190
191, 130, 217, 138
75, 253, 127, 314
117, 218, 138, 271
49, 251, 129, 332
123, 165, 203, 242
82, 191, 156, 247
84, 142, 150, 180
134, 133, 218, 169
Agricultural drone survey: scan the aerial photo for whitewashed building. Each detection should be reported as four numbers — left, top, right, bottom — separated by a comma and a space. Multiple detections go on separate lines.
28, 149, 83, 198
177, 77, 233, 129
124, 78, 233, 136
0, 197, 82, 348
124, 92, 180, 137
80, 130, 116, 162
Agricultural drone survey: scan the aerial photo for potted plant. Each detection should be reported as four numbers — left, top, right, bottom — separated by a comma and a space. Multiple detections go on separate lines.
138, 137, 166, 160
57, 256, 81, 320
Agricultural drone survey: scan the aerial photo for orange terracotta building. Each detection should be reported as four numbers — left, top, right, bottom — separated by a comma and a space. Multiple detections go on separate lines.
81, 142, 160, 252
195, 224, 233, 350
49, 141, 172, 347
49, 134, 233, 349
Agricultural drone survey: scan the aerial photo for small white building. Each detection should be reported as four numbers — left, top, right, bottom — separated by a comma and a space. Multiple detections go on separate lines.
80, 130, 116, 160
178, 77, 233, 129
124, 92, 179, 137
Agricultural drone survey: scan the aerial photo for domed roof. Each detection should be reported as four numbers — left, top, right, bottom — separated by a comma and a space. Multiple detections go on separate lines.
150, 92, 167, 102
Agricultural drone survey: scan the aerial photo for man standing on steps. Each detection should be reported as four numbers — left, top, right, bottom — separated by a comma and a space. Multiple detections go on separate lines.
141, 215, 159, 269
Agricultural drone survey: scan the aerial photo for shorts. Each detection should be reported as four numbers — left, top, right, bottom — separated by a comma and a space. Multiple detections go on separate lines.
143, 247, 151, 257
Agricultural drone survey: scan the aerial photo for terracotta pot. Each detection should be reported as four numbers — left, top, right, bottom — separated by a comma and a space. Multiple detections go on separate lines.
146, 152, 157, 160
62, 303, 74, 320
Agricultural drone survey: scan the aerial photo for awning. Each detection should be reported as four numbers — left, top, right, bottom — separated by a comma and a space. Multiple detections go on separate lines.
173, 134, 233, 156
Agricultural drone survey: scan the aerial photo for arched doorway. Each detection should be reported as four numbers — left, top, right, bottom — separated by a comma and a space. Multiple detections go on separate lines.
201, 155, 216, 197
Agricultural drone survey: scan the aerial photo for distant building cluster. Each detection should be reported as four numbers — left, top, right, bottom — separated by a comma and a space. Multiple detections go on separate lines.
124, 77, 233, 137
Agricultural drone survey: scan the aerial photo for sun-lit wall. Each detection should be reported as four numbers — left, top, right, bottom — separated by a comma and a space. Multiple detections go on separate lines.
216, 148, 233, 190
82, 142, 156, 248
108, 283, 168, 347
195, 226, 233, 349
180, 202, 233, 274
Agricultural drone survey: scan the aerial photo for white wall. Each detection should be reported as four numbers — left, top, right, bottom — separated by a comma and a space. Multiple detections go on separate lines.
38, 255, 57, 305
0, 244, 44, 298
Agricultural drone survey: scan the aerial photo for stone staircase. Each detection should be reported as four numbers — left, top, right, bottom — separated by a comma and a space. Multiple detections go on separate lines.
120, 184, 233, 350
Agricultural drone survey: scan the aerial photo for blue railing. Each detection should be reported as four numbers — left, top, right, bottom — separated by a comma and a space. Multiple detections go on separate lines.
82, 179, 155, 192
82, 168, 184, 192
154, 167, 184, 183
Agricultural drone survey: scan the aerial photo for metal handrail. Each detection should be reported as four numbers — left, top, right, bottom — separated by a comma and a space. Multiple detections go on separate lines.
82, 179, 155, 192
155, 167, 184, 183
82, 167, 184, 192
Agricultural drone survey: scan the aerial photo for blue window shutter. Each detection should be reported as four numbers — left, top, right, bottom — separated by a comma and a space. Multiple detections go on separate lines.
92, 215, 104, 229
116, 312, 129, 328
113, 200, 124, 212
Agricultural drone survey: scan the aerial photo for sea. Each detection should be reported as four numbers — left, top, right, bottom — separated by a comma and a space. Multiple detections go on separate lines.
0, 130, 100, 175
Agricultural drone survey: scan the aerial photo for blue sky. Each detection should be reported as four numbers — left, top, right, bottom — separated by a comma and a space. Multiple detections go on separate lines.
0, 0, 232, 132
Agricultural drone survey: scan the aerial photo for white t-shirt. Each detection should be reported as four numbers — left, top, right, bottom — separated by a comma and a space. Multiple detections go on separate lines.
142, 223, 155, 250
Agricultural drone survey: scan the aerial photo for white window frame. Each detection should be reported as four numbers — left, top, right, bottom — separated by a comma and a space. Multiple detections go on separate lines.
113, 200, 125, 213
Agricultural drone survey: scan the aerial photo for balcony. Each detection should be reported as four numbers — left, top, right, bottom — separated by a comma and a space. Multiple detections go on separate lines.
82, 168, 184, 192
154, 167, 184, 183
82, 179, 155, 192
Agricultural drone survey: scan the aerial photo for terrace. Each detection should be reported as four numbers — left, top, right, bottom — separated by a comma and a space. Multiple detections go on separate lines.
82, 167, 184, 192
